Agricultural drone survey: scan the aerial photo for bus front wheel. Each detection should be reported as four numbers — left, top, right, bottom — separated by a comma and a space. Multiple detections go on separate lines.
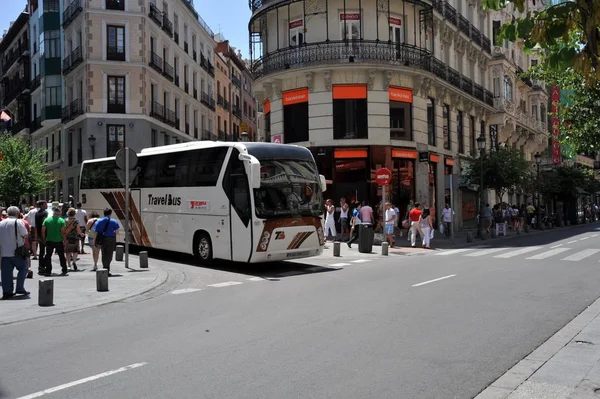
194, 232, 213, 265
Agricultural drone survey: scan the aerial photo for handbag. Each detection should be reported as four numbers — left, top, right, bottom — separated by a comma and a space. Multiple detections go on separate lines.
14, 220, 29, 258
95, 218, 110, 246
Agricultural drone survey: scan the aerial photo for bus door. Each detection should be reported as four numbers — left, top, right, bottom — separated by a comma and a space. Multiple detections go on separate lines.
223, 148, 253, 262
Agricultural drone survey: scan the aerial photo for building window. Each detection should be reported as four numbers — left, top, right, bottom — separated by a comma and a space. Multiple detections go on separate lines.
289, 20, 304, 46
333, 85, 368, 139
443, 104, 451, 150
151, 129, 157, 147
107, 25, 125, 61
390, 101, 412, 141
532, 104, 538, 120
43, 0, 60, 12
540, 104, 547, 123
457, 110, 464, 154
281, 89, 309, 143
503, 75, 513, 101
107, 125, 125, 157
470, 115, 476, 156
45, 85, 61, 106
389, 16, 403, 42
427, 98, 436, 146
106, 0, 125, 10
68, 131, 73, 167
492, 20, 501, 45
340, 14, 361, 40
40, 30, 60, 58
77, 128, 83, 164
107, 75, 125, 113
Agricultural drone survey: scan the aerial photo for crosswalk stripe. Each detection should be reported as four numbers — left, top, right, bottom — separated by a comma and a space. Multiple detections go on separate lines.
351, 259, 372, 263
464, 248, 507, 257
562, 249, 600, 261
494, 246, 544, 259
435, 249, 474, 256
526, 248, 571, 260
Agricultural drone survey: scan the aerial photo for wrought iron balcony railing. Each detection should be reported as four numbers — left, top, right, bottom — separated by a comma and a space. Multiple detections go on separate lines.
163, 60, 174, 80
62, 0, 82, 28
107, 45, 125, 61
62, 47, 83, 75
150, 101, 178, 128
162, 15, 173, 37
232, 75, 241, 88
149, 51, 163, 72
149, 3, 162, 26
61, 98, 84, 122
30, 75, 41, 91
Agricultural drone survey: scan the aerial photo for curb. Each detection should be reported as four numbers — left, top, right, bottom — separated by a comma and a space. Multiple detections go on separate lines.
0, 261, 170, 327
474, 295, 600, 399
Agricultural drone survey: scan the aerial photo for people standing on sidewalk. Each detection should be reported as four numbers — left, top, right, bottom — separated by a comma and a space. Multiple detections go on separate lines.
384, 202, 396, 247
64, 208, 82, 271
18, 212, 33, 279
359, 201, 374, 224
420, 207, 433, 249
347, 202, 362, 248
86, 212, 101, 271
0, 206, 30, 299
339, 198, 349, 241
409, 202, 424, 248
324, 199, 337, 242
34, 201, 48, 275
526, 202, 536, 226
94, 208, 120, 276
24, 205, 38, 259
42, 206, 69, 276
75, 202, 88, 254
441, 204, 454, 238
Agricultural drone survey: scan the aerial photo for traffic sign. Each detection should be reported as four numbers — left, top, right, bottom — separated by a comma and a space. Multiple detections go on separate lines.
115, 147, 138, 170
115, 169, 139, 187
375, 168, 392, 185
272, 134, 282, 144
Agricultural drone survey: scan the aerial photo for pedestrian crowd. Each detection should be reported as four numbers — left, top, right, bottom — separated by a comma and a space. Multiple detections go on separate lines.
1, 200, 120, 300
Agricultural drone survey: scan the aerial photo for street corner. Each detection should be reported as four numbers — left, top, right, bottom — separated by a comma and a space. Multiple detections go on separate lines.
0, 255, 170, 326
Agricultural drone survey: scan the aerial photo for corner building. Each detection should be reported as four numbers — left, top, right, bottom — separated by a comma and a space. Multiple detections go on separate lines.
249, 0, 501, 224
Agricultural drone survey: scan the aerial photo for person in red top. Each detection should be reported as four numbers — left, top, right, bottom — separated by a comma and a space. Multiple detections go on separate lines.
409, 202, 424, 248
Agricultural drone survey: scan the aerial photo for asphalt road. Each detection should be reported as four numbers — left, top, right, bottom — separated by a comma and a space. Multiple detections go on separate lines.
2, 224, 600, 399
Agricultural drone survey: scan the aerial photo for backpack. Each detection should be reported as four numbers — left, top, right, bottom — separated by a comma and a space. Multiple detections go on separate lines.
66, 219, 80, 243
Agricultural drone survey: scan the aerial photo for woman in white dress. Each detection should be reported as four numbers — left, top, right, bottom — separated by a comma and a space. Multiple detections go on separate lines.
419, 208, 433, 249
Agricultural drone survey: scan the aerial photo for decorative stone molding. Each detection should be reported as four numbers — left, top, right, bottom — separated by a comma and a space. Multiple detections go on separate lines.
254, 91, 265, 104
450, 93, 462, 110
323, 70, 332, 91
367, 69, 377, 90
442, 24, 454, 44
272, 80, 282, 99
456, 36, 468, 54
492, 64, 506, 78
478, 54, 488, 71
414, 76, 432, 97
383, 71, 393, 90
264, 82, 274, 100
433, 19, 441, 36
305, 72, 314, 92
437, 86, 449, 102
463, 100, 473, 114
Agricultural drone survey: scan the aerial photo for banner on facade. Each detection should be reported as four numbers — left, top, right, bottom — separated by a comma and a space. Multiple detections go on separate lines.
551, 86, 561, 165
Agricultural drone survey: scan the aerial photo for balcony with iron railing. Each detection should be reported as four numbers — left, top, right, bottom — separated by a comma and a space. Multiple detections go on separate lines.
2, 42, 29, 75
107, 99, 125, 114
202, 129, 216, 141
2, 77, 29, 105
458, 15, 470, 36
30, 116, 42, 133
62, 47, 83, 75
201, 92, 210, 107
61, 98, 84, 122
162, 14, 173, 37
149, 51, 163, 73
217, 94, 224, 107
149, 3, 162, 26
10, 118, 29, 135
252, 41, 495, 107
106, 0, 125, 10
232, 74, 241, 88
163, 60, 174, 80
209, 97, 215, 110
193, 88, 198, 99
150, 101, 178, 128
62, 0, 82, 28
232, 105, 242, 118
429, 0, 491, 53
107, 45, 125, 61
30, 75, 41, 91
223, 99, 230, 111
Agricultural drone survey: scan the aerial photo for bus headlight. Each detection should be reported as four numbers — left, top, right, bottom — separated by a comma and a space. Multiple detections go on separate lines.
261, 231, 270, 250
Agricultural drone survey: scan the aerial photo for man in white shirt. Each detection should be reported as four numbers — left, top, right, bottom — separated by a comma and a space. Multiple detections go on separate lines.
75, 202, 88, 254
0, 206, 30, 299
441, 203, 454, 238
384, 202, 396, 247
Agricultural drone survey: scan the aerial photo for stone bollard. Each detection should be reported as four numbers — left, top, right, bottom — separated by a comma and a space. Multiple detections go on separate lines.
516, 227, 521, 235
466, 232, 473, 243
490, 228, 497, 238
139, 251, 149, 268
115, 245, 124, 261
540, 223, 546, 231
381, 241, 389, 256
38, 279, 54, 307
333, 241, 341, 257
524, 224, 530, 233
96, 269, 109, 292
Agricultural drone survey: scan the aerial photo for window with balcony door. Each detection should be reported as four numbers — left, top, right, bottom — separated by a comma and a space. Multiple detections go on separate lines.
443, 104, 451, 150
540, 104, 547, 123
389, 88, 413, 141
457, 110, 464, 154
532, 104, 538, 120
107, 75, 125, 113
333, 85, 367, 140
283, 89, 309, 143
427, 98, 436, 146
389, 17, 403, 43
107, 125, 125, 157
107, 25, 125, 61
289, 20, 304, 46
503, 75, 513, 101
340, 14, 360, 41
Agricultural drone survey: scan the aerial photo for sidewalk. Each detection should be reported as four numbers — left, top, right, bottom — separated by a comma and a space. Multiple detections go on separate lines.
476, 296, 600, 399
0, 252, 168, 325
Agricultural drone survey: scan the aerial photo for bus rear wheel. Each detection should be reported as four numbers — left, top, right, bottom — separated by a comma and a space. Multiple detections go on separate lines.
194, 232, 213, 265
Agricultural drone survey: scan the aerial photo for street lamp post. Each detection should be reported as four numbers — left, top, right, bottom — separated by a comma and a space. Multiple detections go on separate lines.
476, 135, 486, 239
534, 152, 542, 228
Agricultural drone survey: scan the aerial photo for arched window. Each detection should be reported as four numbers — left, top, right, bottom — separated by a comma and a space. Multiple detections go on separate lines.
503, 75, 513, 101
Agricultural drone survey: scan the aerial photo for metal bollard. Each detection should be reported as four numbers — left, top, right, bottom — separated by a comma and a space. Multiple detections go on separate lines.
466, 232, 473, 243
490, 228, 497, 238
96, 269, 109, 292
333, 242, 341, 257
115, 245, 124, 261
139, 251, 149, 268
38, 279, 54, 307
381, 242, 389, 256
524, 225, 530, 233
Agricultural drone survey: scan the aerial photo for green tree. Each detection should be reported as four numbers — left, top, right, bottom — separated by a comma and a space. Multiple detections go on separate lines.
483, 0, 600, 84
0, 134, 52, 205
463, 148, 534, 202
539, 165, 598, 202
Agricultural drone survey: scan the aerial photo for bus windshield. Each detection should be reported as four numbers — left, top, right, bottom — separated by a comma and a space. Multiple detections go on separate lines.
254, 158, 323, 218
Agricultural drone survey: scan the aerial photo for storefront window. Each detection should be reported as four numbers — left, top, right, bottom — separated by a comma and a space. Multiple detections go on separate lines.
335, 159, 368, 204
392, 159, 415, 221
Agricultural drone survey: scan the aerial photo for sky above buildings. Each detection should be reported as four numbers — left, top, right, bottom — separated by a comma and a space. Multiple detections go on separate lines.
0, 0, 251, 57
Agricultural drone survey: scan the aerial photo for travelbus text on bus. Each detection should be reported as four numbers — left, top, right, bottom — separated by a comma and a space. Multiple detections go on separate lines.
148, 194, 182, 206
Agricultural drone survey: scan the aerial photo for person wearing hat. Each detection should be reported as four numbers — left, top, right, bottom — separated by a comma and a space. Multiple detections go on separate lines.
41, 206, 68, 276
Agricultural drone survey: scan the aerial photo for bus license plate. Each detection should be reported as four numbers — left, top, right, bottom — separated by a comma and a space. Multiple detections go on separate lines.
286, 251, 310, 258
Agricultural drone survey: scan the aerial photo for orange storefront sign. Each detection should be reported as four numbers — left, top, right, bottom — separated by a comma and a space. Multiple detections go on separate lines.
263, 99, 271, 114
332, 85, 368, 100
334, 148, 368, 159
282, 88, 309, 106
429, 154, 440, 163
445, 158, 454, 166
392, 149, 417, 159
389, 87, 413, 103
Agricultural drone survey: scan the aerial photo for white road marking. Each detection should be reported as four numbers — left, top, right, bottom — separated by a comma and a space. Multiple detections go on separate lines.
568, 240, 578, 244
16, 362, 147, 399
171, 288, 202, 295
247, 276, 277, 282
350, 259, 372, 263
526, 248, 571, 260
412, 274, 456, 287
494, 246, 544, 259
464, 248, 507, 257
434, 249, 474, 256
592, 234, 598, 238
207, 281, 243, 288
551, 244, 564, 248
330, 263, 350, 267
580, 237, 590, 241
562, 249, 600, 262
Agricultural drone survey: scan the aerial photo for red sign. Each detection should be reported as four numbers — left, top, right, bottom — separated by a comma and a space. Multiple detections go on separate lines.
389, 17, 402, 26
289, 20, 303, 29
375, 168, 392, 185
272, 134, 282, 144
551, 86, 561, 164
340, 13, 360, 20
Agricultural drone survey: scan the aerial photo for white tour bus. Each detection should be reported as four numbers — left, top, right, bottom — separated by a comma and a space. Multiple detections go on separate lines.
79, 141, 327, 264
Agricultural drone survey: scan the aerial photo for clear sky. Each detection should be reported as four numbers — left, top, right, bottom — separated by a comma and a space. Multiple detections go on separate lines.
0, 0, 251, 57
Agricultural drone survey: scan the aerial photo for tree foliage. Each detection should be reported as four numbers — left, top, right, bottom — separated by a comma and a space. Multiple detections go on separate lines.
463, 148, 534, 201
0, 134, 52, 205
526, 65, 600, 153
539, 165, 600, 201
483, 0, 600, 85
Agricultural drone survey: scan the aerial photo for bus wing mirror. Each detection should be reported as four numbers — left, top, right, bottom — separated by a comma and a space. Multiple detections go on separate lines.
319, 174, 327, 192
250, 160, 261, 189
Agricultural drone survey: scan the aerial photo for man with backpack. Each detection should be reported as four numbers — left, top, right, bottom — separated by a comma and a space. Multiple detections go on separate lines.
94, 208, 120, 276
